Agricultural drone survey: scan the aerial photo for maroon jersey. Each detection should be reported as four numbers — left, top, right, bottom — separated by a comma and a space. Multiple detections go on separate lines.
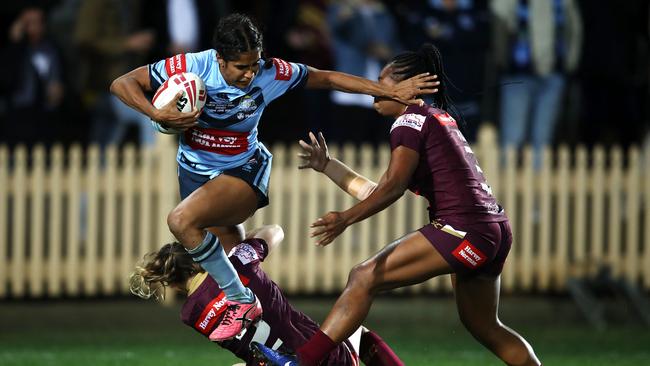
389, 104, 506, 225
180, 239, 356, 365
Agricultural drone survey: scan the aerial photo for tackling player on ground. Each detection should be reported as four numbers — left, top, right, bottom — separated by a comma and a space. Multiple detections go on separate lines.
130, 224, 404, 366
111, 13, 438, 341
255, 43, 542, 366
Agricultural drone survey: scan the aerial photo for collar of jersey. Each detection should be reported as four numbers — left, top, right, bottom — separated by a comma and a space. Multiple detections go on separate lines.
187, 272, 209, 295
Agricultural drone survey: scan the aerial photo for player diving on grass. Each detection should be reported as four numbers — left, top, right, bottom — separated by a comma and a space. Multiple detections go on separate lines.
130, 224, 404, 366
111, 13, 438, 341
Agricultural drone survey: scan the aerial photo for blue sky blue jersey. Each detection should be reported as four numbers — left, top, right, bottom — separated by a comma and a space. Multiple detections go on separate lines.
149, 50, 308, 177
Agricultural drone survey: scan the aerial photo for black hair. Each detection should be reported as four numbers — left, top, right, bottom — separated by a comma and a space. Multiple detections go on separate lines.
388, 43, 462, 124
212, 13, 264, 61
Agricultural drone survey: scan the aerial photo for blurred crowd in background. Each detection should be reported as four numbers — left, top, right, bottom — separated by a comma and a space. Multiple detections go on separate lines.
0, 0, 648, 154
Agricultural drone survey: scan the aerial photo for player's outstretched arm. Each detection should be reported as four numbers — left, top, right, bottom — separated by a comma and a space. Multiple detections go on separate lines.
299, 132, 377, 201
310, 146, 418, 246
304, 66, 438, 105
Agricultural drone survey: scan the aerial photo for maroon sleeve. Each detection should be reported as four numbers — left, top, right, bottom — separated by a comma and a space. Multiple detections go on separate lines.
245, 238, 269, 261
389, 112, 428, 152
229, 239, 269, 269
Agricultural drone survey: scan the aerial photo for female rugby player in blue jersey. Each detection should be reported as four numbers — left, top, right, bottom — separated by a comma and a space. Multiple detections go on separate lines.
130, 224, 404, 366
255, 44, 542, 366
110, 13, 438, 341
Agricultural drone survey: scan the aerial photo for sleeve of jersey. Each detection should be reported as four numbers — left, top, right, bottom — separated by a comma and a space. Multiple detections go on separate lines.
243, 239, 270, 261
389, 113, 427, 152
148, 51, 211, 90
262, 58, 308, 103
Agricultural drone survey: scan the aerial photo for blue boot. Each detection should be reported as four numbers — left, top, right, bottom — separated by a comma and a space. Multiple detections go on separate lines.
250, 341, 299, 366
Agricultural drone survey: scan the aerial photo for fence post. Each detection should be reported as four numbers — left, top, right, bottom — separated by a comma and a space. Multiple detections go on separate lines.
85, 145, 101, 295
590, 147, 605, 275
555, 146, 570, 290
120, 145, 136, 293
608, 147, 623, 277
66, 145, 82, 296
49, 145, 64, 297
538, 147, 552, 291
266, 144, 286, 283
103, 146, 118, 294
11, 145, 27, 297
641, 144, 650, 290
502, 145, 517, 292
573, 146, 588, 277
29, 145, 46, 296
286, 144, 302, 292
625, 147, 640, 283
0, 146, 7, 298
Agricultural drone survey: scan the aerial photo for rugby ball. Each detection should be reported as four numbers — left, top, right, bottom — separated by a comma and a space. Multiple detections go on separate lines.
150, 72, 207, 134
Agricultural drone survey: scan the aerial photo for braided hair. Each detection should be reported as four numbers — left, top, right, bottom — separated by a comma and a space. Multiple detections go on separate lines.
129, 242, 203, 301
388, 43, 461, 122
212, 13, 264, 61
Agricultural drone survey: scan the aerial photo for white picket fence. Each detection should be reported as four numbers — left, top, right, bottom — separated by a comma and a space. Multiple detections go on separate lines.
1, 125, 649, 298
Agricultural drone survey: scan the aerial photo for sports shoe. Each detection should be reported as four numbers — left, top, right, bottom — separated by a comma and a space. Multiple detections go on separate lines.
250, 341, 299, 366
209, 296, 263, 341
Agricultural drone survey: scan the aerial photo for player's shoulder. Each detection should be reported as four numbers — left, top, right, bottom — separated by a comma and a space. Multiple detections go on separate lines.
427, 106, 457, 128
257, 57, 297, 82
390, 105, 430, 133
186, 49, 216, 66
159, 49, 215, 77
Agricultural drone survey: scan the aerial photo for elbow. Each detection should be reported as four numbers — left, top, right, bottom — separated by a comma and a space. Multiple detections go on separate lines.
255, 224, 285, 253
109, 77, 121, 96
389, 186, 406, 201
268, 224, 285, 244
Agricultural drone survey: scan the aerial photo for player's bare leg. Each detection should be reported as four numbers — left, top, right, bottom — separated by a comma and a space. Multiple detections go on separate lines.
167, 174, 258, 248
453, 274, 541, 366
167, 174, 262, 340
320, 231, 453, 343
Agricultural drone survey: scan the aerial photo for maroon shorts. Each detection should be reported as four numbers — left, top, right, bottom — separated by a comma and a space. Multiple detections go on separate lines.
419, 219, 512, 276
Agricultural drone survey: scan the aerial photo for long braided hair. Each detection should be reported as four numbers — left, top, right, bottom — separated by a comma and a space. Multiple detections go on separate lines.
129, 242, 203, 301
212, 13, 264, 61
388, 43, 463, 125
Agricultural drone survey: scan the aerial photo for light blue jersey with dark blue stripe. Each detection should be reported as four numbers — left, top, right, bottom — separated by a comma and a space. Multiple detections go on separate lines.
149, 50, 308, 177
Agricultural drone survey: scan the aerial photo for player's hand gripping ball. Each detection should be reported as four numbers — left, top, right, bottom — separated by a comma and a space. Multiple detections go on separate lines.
151, 72, 206, 134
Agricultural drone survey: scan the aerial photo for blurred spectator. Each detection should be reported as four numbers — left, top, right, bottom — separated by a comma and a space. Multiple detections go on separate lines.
75, 0, 156, 148
391, 0, 491, 142
0, 5, 64, 148
140, 0, 222, 62
491, 0, 582, 166
284, 0, 334, 138
576, 0, 649, 150
326, 0, 402, 144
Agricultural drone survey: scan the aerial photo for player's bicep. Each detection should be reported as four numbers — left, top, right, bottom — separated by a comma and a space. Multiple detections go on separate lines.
304, 66, 331, 89
116, 65, 152, 91
383, 146, 419, 191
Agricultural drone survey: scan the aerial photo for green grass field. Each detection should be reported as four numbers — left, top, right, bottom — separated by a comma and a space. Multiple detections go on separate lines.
1, 296, 649, 365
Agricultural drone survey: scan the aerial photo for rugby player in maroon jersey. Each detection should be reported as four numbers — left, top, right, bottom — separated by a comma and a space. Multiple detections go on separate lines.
255, 43, 542, 366
130, 224, 403, 366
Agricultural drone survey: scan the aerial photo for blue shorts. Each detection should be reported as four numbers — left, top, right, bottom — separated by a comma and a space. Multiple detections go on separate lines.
177, 147, 272, 208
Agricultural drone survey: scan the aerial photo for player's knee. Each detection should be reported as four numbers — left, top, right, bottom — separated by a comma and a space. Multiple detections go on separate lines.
166, 206, 195, 238
347, 260, 380, 294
